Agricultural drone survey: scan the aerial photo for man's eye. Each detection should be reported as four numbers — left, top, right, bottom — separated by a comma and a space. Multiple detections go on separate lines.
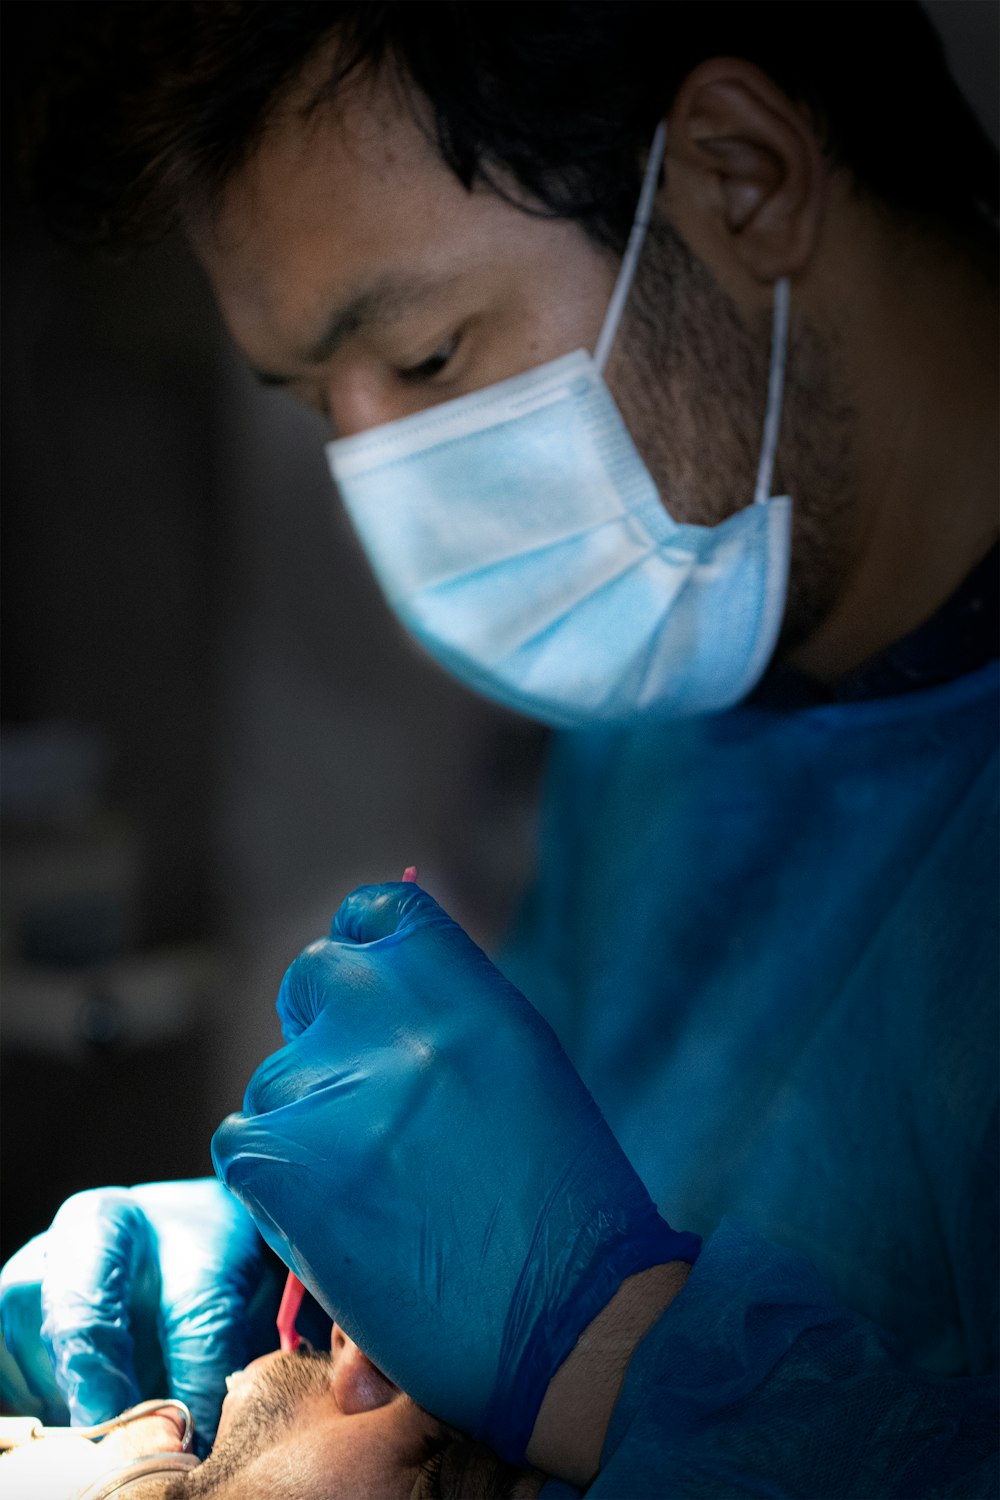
396, 338, 458, 384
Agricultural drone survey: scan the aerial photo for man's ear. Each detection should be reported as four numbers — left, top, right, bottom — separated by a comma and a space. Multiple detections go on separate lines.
661, 57, 831, 288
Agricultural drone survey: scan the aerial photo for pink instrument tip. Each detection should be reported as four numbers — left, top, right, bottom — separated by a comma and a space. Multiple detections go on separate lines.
402, 866, 418, 883
277, 1272, 305, 1353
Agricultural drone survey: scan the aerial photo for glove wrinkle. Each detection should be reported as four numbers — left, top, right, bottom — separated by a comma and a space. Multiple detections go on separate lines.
214, 880, 700, 1466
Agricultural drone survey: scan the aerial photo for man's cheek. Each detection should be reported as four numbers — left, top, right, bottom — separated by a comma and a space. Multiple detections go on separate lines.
287, 1415, 435, 1500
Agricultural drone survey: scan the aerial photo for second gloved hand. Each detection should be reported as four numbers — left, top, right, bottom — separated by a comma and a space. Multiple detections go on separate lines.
0, 1180, 284, 1452
212, 883, 699, 1463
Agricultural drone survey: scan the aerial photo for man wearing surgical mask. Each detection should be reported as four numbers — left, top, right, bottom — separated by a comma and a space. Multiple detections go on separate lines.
3, 4, 997, 1495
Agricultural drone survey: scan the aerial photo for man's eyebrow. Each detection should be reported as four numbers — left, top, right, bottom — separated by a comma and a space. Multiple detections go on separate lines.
250, 274, 459, 388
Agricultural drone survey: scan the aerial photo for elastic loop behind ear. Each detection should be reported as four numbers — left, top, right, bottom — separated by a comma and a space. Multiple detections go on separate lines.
594, 122, 668, 375
754, 276, 790, 505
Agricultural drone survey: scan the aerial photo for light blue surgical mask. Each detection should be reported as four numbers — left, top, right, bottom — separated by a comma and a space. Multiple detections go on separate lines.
327, 124, 792, 727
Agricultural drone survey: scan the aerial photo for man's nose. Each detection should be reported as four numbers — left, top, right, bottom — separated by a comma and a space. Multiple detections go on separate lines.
330, 1322, 400, 1413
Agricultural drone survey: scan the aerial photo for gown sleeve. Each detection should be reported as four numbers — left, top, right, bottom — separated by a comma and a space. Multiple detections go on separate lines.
539, 1219, 998, 1499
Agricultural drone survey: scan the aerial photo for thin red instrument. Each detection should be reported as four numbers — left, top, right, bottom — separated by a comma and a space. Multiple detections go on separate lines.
276, 865, 418, 1353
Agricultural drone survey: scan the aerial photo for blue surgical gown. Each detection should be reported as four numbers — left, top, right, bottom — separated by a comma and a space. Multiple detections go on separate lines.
589, 1221, 997, 1498
501, 648, 998, 1495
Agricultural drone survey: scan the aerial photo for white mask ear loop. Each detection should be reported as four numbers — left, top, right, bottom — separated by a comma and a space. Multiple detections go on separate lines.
753, 276, 790, 505
594, 120, 789, 505
593, 121, 668, 375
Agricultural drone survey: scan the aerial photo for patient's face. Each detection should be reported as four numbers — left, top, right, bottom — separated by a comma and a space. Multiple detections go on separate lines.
2, 1325, 542, 1498
176, 1324, 448, 1497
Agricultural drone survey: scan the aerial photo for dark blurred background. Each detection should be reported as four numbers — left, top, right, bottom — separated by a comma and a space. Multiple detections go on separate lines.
1, 2, 996, 1269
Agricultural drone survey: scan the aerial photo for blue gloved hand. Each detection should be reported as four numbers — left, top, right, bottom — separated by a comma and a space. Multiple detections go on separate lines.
0, 1179, 284, 1452
212, 883, 700, 1463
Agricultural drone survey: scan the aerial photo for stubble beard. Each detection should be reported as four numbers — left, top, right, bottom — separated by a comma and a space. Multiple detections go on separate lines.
166, 1347, 336, 1497
608, 214, 860, 657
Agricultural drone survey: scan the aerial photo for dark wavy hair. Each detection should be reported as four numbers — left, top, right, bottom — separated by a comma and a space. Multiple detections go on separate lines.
14, 0, 999, 255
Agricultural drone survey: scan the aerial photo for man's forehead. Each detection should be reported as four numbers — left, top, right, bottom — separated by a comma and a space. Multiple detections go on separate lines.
190, 55, 493, 362
198, 41, 443, 252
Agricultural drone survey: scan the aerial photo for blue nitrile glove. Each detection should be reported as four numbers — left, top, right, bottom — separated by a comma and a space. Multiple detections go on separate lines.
212, 883, 700, 1464
0, 1179, 286, 1453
